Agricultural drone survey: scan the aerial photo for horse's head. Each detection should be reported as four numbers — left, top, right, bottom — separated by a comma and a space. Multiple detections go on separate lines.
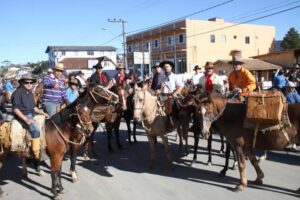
88, 85, 119, 105
197, 93, 228, 139
75, 104, 94, 135
116, 87, 128, 111
133, 88, 145, 122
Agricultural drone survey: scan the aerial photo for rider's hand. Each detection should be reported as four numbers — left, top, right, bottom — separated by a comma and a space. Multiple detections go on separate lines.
232, 87, 242, 93
25, 118, 33, 125
242, 88, 248, 93
53, 82, 60, 89
44, 113, 49, 119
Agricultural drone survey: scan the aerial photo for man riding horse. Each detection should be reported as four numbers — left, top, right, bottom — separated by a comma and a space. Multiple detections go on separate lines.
11, 74, 49, 160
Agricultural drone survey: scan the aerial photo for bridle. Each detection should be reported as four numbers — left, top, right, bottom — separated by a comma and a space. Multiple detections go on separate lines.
89, 85, 119, 105
69, 104, 93, 135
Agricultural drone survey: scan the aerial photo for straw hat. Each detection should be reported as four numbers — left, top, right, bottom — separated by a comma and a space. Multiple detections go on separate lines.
53, 63, 64, 71
228, 50, 245, 65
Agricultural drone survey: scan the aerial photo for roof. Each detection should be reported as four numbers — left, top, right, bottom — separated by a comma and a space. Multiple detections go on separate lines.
60, 57, 92, 69
45, 45, 117, 53
252, 48, 300, 58
214, 59, 282, 70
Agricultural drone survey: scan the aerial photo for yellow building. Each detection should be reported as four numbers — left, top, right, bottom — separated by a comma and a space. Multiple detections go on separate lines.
126, 18, 275, 74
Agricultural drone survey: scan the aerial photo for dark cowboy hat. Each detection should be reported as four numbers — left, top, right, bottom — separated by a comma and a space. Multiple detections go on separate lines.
93, 56, 118, 69
69, 78, 78, 85
159, 60, 175, 68
18, 73, 37, 84
228, 50, 245, 65
53, 63, 65, 71
204, 61, 214, 69
78, 70, 84, 75
193, 65, 202, 71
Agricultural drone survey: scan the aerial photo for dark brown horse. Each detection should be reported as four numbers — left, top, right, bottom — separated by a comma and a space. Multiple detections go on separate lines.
198, 93, 300, 192
0, 85, 119, 199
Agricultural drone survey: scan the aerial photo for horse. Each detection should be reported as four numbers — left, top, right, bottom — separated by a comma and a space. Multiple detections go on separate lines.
198, 93, 300, 192
124, 92, 137, 143
0, 85, 119, 199
133, 88, 177, 169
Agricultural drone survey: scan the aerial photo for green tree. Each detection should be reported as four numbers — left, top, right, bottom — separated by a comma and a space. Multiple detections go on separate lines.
281, 27, 300, 50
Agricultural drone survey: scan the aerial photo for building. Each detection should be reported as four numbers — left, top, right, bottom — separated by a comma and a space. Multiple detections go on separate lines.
45, 45, 118, 73
252, 48, 300, 68
126, 18, 275, 74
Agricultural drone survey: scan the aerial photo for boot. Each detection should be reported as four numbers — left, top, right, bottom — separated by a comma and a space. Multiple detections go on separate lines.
31, 138, 40, 160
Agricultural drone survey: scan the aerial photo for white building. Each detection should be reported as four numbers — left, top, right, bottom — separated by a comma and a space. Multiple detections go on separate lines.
45, 45, 117, 70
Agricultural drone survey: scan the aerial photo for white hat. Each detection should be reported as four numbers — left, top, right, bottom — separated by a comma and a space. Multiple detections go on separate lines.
286, 81, 296, 88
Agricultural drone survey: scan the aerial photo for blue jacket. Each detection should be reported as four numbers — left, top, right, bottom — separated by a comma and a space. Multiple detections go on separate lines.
285, 92, 300, 104
66, 88, 79, 103
274, 75, 286, 89
4, 82, 14, 92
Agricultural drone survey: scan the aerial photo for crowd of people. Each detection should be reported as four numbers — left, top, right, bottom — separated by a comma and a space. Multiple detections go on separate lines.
0, 49, 300, 159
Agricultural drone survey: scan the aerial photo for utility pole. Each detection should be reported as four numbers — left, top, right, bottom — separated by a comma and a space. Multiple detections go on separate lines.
108, 18, 128, 70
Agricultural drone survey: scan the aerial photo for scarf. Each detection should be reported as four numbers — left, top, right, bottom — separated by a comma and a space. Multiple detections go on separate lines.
97, 72, 107, 84
119, 73, 124, 84
205, 74, 213, 92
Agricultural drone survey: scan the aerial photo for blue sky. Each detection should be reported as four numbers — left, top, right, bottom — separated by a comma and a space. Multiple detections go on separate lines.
0, 0, 299, 64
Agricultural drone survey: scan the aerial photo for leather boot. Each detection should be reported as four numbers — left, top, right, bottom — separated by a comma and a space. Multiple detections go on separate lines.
31, 138, 40, 160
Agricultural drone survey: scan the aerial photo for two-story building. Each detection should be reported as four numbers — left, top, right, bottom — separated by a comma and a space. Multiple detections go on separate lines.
45, 45, 117, 76
126, 18, 275, 74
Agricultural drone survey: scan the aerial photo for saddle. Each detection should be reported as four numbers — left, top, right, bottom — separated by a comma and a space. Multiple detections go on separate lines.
91, 104, 117, 123
0, 115, 46, 155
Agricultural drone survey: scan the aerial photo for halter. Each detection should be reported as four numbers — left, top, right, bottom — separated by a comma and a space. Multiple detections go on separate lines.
69, 104, 93, 135
89, 85, 119, 105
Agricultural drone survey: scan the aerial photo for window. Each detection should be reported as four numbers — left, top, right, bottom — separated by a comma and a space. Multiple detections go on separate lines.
128, 46, 132, 53
221, 35, 226, 43
61, 51, 66, 56
144, 42, 149, 50
233, 35, 237, 39
154, 39, 160, 48
87, 51, 94, 55
178, 34, 184, 43
210, 35, 215, 43
167, 36, 174, 45
245, 36, 250, 44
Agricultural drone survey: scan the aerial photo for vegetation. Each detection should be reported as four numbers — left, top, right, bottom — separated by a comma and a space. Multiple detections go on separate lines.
281, 27, 300, 50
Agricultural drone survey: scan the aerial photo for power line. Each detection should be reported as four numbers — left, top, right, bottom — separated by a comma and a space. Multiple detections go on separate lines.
126, 0, 234, 35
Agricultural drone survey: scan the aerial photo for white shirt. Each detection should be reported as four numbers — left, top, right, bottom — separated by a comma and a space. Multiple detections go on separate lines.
162, 72, 184, 93
219, 74, 228, 84
76, 75, 86, 87
191, 73, 204, 85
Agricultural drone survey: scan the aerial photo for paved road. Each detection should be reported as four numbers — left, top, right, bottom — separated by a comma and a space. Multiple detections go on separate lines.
0, 122, 299, 200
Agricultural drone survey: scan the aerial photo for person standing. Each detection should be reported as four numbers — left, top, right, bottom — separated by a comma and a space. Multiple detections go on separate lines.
284, 81, 300, 104
274, 70, 286, 90
11, 74, 49, 160
228, 50, 256, 96
41, 63, 69, 117
199, 62, 225, 94
190, 65, 204, 85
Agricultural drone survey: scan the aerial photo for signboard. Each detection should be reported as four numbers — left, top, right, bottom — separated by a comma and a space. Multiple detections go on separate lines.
133, 52, 150, 64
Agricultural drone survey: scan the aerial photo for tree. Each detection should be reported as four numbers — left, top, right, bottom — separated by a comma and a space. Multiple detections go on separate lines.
281, 27, 300, 50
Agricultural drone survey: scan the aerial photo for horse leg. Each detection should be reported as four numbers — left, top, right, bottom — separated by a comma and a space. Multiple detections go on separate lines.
50, 155, 64, 199
106, 126, 114, 153
258, 150, 267, 163
220, 134, 225, 154
115, 126, 123, 149
133, 120, 137, 143
219, 141, 231, 177
22, 158, 29, 178
234, 146, 247, 192
70, 144, 78, 183
161, 134, 172, 170
33, 158, 45, 177
0, 152, 8, 197
246, 148, 264, 185
126, 119, 132, 144
147, 135, 156, 169
191, 132, 199, 167
83, 138, 90, 160
57, 166, 67, 194
231, 146, 238, 170
207, 132, 212, 166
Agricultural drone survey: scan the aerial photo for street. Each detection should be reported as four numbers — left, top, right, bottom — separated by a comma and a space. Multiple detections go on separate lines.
0, 122, 299, 200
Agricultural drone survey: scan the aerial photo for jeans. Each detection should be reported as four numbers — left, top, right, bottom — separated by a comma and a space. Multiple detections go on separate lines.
43, 102, 59, 117
25, 114, 40, 138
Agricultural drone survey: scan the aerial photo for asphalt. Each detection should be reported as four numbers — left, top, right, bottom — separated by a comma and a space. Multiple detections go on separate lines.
0, 122, 299, 200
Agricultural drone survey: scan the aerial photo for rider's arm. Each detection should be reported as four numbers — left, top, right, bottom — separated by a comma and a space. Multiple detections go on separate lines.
43, 76, 56, 89
13, 108, 32, 125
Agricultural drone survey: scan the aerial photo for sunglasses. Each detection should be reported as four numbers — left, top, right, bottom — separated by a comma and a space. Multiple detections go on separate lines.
24, 81, 33, 85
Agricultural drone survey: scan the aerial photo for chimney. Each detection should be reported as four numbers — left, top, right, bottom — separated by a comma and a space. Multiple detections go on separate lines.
208, 17, 224, 22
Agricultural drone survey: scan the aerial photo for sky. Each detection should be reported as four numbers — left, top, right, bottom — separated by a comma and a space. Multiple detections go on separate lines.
0, 0, 299, 64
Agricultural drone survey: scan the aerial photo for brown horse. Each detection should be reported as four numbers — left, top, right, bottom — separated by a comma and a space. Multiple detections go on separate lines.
0, 85, 119, 199
198, 93, 300, 192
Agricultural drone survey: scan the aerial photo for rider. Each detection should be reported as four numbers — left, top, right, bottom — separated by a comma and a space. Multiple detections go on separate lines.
41, 63, 69, 117
112, 64, 126, 89
190, 65, 204, 86
228, 50, 256, 96
151, 62, 165, 92
89, 61, 113, 89
199, 61, 225, 94
11, 74, 49, 160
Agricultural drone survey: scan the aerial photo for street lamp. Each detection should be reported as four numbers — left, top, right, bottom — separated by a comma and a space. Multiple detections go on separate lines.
101, 27, 122, 42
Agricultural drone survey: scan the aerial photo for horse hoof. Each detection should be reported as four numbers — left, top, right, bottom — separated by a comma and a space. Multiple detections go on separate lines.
206, 161, 212, 166
37, 170, 45, 177
84, 156, 90, 161
58, 188, 68, 194
53, 194, 62, 200
219, 150, 225, 155
296, 187, 300, 194
0, 191, 7, 197
128, 140, 132, 144
253, 179, 263, 185
134, 139, 138, 143
22, 172, 28, 179
233, 184, 245, 192
219, 170, 226, 177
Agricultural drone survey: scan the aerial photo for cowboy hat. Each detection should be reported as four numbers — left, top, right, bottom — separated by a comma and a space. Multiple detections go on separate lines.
18, 73, 37, 84
69, 78, 78, 85
53, 63, 64, 71
228, 50, 245, 65
193, 65, 202, 71
152, 62, 161, 69
160, 60, 175, 68
293, 64, 300, 69
204, 61, 214, 69
116, 64, 125, 70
